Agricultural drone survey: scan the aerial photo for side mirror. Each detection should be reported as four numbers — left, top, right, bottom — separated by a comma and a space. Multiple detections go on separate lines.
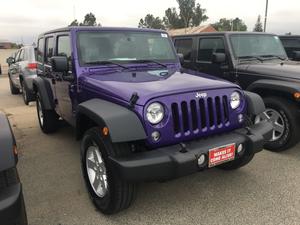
51, 56, 68, 72
6, 57, 15, 65
212, 53, 226, 64
292, 51, 300, 61
177, 53, 184, 64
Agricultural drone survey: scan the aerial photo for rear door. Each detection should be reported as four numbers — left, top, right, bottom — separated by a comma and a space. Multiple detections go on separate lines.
173, 37, 196, 69
53, 33, 76, 125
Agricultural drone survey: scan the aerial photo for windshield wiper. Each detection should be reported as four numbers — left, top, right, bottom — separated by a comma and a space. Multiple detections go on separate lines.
127, 59, 168, 68
238, 56, 264, 62
84, 60, 129, 69
259, 55, 287, 60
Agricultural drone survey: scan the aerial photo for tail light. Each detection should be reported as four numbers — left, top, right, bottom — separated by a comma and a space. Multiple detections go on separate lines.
27, 63, 37, 70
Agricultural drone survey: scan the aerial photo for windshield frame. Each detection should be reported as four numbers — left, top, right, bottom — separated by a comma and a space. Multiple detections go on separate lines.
76, 30, 178, 67
228, 33, 287, 61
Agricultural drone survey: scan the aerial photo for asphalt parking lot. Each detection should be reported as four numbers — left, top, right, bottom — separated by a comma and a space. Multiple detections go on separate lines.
0, 75, 300, 225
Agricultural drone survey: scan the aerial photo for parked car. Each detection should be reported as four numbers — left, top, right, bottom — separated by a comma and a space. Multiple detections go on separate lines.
279, 35, 300, 61
173, 32, 300, 152
0, 112, 28, 225
7, 46, 37, 105
33, 27, 272, 214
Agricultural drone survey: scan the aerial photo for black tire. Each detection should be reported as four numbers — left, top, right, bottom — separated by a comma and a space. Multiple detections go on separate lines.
9, 76, 20, 95
217, 149, 255, 170
81, 127, 137, 214
21, 81, 30, 105
36, 93, 59, 134
17, 193, 28, 225
262, 97, 300, 152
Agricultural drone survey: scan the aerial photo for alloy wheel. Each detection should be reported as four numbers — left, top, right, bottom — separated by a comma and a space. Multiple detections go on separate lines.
255, 108, 285, 141
37, 98, 44, 126
86, 143, 108, 198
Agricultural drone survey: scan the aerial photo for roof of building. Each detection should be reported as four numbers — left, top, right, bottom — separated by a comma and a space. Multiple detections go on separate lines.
167, 25, 217, 36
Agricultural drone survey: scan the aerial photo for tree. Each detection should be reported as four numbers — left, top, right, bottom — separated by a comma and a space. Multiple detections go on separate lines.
138, 14, 165, 29
69, 19, 79, 26
138, 0, 208, 29
81, 12, 97, 26
212, 18, 247, 31
69, 12, 101, 27
163, 8, 183, 29
253, 15, 263, 32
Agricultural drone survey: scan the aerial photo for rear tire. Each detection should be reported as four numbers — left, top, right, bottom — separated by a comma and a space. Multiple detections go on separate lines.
81, 127, 137, 214
21, 81, 30, 105
9, 76, 20, 95
255, 97, 300, 152
36, 92, 59, 134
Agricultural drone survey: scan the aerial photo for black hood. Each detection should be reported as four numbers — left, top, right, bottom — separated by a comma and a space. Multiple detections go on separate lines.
238, 60, 300, 80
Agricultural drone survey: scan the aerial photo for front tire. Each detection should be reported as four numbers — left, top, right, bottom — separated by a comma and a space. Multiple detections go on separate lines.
255, 97, 300, 152
36, 93, 59, 134
81, 127, 137, 214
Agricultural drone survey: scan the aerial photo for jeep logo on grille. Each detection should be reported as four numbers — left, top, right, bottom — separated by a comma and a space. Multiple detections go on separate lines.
195, 92, 208, 98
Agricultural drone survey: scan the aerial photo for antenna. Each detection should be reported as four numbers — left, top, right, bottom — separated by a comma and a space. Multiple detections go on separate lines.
264, 0, 269, 32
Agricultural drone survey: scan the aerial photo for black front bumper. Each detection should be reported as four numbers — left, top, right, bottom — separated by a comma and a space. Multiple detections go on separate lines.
0, 169, 26, 225
109, 121, 273, 182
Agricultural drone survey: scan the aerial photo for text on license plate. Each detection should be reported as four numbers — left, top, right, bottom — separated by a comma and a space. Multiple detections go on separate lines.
208, 143, 236, 168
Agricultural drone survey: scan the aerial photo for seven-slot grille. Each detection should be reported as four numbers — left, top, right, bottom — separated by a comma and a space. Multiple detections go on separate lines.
171, 95, 230, 136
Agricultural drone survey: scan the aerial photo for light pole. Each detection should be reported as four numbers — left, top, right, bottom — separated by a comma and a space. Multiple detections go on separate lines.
264, 0, 269, 32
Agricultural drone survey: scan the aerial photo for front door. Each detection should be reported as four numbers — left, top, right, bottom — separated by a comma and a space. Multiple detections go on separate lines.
54, 34, 76, 126
194, 37, 232, 81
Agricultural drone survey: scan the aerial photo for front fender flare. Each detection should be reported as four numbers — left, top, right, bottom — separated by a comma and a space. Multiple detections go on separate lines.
247, 79, 300, 96
77, 99, 147, 143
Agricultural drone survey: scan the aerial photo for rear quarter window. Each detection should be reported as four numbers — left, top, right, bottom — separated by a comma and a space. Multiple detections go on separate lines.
37, 38, 44, 62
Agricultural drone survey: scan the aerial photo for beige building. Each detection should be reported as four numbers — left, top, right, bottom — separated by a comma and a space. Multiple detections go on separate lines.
168, 24, 217, 36
0, 39, 13, 49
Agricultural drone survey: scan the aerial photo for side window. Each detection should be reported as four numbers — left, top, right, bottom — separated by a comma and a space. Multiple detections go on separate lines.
14, 50, 21, 62
18, 49, 25, 61
198, 38, 225, 62
37, 38, 44, 62
45, 37, 54, 64
281, 38, 299, 48
174, 38, 193, 61
57, 36, 71, 60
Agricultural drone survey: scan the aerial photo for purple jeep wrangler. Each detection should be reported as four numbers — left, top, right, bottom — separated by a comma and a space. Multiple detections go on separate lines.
33, 27, 272, 214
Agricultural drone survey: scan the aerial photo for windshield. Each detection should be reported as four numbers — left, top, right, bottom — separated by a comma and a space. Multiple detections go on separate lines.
77, 31, 177, 65
230, 34, 287, 59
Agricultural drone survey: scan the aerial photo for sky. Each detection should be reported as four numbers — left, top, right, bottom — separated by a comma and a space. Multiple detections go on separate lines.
1, 0, 300, 44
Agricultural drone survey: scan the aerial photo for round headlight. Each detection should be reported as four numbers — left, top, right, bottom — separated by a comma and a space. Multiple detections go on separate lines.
230, 92, 241, 109
146, 102, 164, 124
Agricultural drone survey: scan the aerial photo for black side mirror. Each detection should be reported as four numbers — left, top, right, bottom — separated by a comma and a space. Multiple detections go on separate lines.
51, 56, 68, 72
212, 53, 226, 64
292, 51, 300, 61
177, 53, 184, 64
6, 57, 15, 65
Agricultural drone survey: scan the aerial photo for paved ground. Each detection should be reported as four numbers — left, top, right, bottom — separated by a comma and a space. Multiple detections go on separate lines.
1, 75, 300, 225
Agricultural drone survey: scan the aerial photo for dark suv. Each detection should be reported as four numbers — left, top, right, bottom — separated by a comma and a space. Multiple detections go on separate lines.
7, 46, 37, 105
0, 112, 27, 225
173, 32, 300, 151
33, 27, 272, 214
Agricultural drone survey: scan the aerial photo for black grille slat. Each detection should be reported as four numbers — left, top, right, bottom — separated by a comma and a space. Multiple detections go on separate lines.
171, 103, 180, 134
181, 102, 189, 132
190, 100, 198, 131
171, 94, 231, 136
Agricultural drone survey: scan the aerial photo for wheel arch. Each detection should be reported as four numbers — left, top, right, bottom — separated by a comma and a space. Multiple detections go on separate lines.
76, 99, 147, 143
246, 79, 300, 102
32, 77, 55, 110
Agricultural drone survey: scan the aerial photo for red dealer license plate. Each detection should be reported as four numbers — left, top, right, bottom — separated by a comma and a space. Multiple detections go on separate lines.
208, 143, 236, 168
